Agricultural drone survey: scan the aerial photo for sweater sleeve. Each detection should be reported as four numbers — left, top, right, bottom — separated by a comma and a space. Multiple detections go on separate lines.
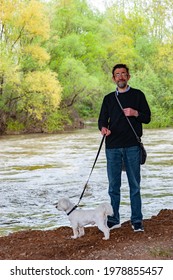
136, 91, 151, 124
98, 96, 109, 130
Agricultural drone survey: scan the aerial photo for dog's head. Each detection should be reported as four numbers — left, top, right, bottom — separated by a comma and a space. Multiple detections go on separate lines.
54, 197, 74, 212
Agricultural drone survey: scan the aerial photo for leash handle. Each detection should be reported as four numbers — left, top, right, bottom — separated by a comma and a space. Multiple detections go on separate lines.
77, 134, 106, 205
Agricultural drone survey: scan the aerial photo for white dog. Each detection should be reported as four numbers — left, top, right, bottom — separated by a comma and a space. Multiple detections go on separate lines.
55, 197, 113, 240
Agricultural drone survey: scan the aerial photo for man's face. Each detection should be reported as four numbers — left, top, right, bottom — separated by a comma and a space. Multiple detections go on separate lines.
112, 67, 130, 89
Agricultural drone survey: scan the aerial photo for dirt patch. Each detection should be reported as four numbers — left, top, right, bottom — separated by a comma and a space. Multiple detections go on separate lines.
0, 209, 172, 260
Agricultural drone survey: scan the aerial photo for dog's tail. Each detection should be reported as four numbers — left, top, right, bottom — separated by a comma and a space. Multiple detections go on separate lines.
98, 202, 113, 216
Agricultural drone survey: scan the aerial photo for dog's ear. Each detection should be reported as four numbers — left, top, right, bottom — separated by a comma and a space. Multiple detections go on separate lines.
61, 198, 68, 206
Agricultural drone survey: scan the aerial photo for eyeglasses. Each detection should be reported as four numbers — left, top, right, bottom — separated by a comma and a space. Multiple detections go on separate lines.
114, 73, 128, 78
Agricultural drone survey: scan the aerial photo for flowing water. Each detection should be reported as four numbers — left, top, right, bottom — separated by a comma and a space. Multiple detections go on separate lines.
0, 127, 173, 236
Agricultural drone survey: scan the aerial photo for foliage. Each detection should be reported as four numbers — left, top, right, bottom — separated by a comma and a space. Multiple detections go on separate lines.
0, 0, 173, 134
0, 0, 62, 134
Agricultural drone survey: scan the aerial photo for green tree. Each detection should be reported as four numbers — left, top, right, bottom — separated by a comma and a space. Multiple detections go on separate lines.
48, 0, 107, 120
1, 0, 173, 133
0, 0, 62, 133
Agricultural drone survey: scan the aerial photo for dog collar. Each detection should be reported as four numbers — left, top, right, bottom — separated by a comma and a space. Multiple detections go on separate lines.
67, 205, 78, 216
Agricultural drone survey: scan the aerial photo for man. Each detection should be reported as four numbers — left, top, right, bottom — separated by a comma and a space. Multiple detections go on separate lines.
98, 64, 151, 232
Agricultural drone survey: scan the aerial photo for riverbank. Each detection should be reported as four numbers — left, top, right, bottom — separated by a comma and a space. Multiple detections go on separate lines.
0, 209, 172, 260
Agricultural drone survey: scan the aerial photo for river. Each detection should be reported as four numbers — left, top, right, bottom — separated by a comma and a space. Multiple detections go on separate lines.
0, 127, 173, 236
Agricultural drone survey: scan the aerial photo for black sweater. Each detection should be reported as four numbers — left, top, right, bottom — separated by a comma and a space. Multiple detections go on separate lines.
98, 88, 151, 148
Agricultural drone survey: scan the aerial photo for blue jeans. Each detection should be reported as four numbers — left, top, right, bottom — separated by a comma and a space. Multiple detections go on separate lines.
106, 146, 142, 224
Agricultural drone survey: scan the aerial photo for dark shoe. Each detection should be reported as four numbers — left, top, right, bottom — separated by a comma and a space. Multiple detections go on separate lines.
107, 220, 121, 230
132, 222, 144, 232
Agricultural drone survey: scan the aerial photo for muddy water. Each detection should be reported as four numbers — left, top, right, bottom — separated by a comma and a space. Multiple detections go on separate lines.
0, 127, 173, 236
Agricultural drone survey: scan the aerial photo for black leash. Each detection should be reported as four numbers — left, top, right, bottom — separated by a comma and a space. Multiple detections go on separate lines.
67, 134, 106, 215
114, 92, 141, 142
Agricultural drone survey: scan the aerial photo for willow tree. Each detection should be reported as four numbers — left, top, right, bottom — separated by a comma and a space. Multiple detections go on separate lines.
0, 0, 62, 134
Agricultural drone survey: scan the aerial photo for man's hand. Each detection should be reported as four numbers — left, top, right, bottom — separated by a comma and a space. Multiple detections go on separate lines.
123, 108, 139, 117
101, 127, 111, 136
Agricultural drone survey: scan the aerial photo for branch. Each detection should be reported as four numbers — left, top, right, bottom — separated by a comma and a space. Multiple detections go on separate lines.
61, 92, 80, 109
0, 24, 4, 40
0, 75, 4, 95
5, 94, 25, 106
11, 25, 25, 50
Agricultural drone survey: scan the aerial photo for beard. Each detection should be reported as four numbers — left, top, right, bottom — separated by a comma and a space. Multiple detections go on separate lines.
117, 80, 127, 88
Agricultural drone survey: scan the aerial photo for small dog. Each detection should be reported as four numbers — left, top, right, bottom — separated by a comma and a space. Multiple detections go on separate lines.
55, 197, 113, 240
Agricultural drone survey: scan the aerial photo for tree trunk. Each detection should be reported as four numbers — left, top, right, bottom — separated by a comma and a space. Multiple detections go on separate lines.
0, 111, 7, 135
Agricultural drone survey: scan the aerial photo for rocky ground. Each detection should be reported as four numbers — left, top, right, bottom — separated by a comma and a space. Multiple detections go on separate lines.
0, 209, 172, 260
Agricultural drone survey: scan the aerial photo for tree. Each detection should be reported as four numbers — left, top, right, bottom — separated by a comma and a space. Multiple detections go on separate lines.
0, 0, 62, 133
1, 0, 173, 133
48, 0, 107, 120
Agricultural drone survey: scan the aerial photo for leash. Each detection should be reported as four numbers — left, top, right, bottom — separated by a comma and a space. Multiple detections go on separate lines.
114, 92, 141, 143
67, 134, 106, 215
